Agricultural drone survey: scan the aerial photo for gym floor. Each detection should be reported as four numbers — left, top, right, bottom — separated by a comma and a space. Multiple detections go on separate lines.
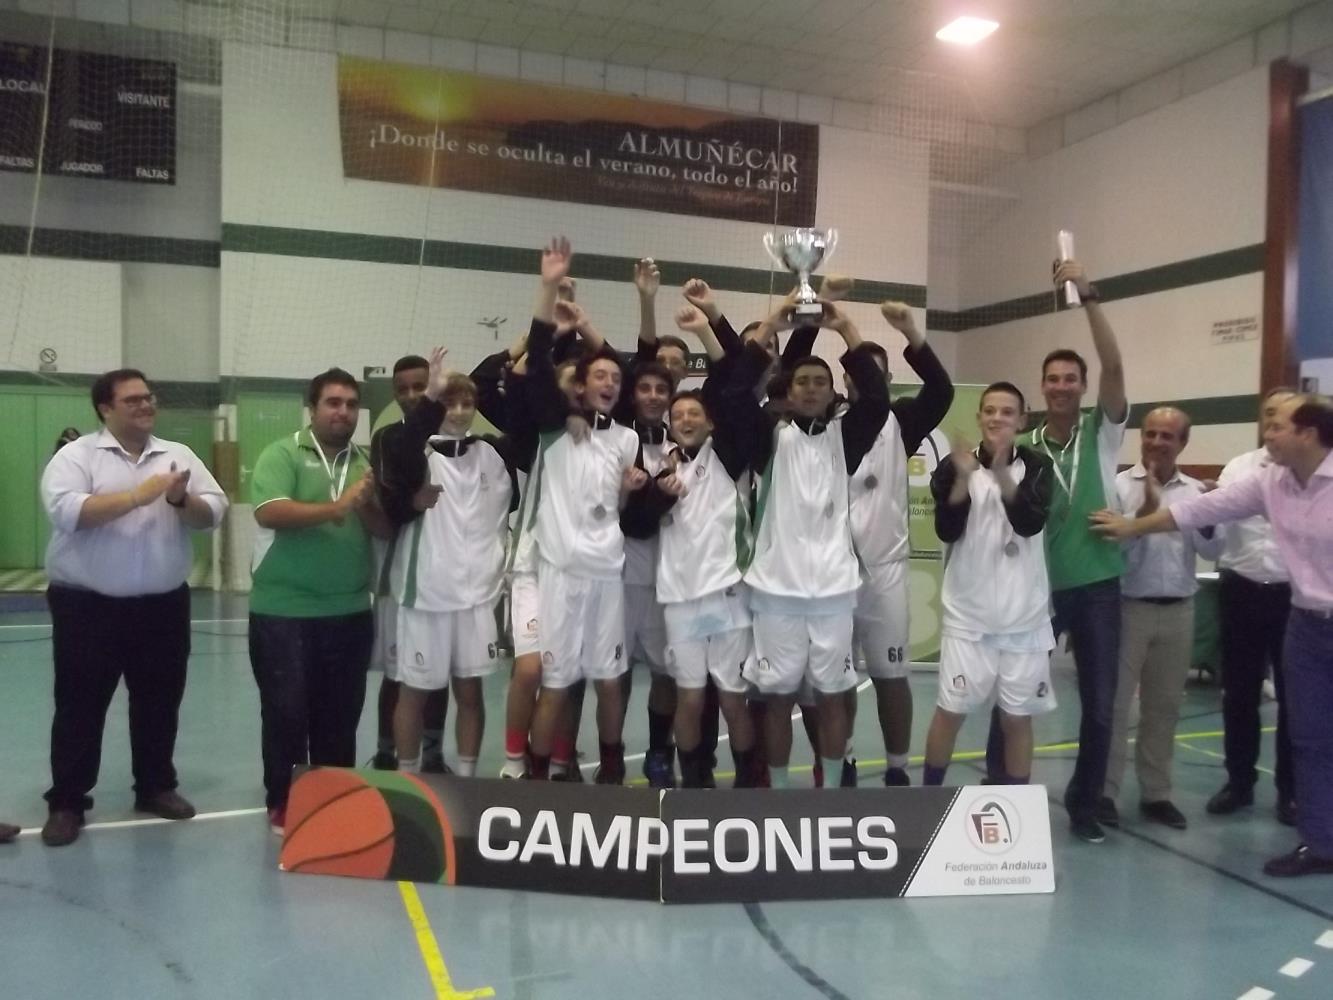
2, 592, 1331, 1000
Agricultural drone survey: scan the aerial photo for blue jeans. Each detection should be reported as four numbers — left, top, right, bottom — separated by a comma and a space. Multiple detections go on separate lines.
1284, 609, 1333, 856
987, 577, 1121, 821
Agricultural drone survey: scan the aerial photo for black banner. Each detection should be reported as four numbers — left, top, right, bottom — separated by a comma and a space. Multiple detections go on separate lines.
0, 41, 176, 184
659, 788, 959, 903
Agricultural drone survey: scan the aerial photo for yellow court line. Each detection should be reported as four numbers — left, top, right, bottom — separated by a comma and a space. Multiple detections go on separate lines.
397, 881, 495, 1000
1179, 740, 1276, 776
626, 725, 1278, 786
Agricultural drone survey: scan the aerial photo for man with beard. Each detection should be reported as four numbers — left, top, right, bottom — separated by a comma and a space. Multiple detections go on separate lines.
248, 368, 392, 833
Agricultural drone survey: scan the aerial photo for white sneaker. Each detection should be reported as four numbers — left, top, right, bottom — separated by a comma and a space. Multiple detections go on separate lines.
499, 758, 527, 780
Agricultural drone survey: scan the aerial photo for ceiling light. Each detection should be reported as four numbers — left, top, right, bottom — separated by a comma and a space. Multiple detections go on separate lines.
936, 16, 999, 45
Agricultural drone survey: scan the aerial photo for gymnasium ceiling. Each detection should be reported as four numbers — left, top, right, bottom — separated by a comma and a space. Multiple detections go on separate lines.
303, 0, 1316, 126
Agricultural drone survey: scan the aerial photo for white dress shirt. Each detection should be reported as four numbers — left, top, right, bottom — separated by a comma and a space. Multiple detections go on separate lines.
1115, 464, 1222, 599
42, 428, 227, 597
1215, 447, 1289, 584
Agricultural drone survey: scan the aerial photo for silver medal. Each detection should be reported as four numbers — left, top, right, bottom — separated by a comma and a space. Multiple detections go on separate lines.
824, 500, 835, 519
1004, 540, 1019, 557
864, 474, 878, 489
593, 504, 607, 520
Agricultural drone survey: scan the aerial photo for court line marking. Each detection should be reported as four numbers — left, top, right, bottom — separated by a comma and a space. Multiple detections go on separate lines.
1237, 988, 1274, 1000
743, 901, 853, 1000
1317, 929, 1333, 949
397, 880, 496, 1000
1179, 739, 1275, 776
1278, 957, 1313, 978
15, 806, 267, 838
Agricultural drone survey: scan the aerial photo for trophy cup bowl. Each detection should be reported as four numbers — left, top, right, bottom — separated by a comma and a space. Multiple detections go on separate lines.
763, 228, 838, 320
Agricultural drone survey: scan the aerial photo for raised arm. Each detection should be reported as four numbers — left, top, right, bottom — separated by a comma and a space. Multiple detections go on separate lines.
634, 257, 660, 353
1057, 258, 1126, 423
831, 305, 890, 472
880, 301, 955, 454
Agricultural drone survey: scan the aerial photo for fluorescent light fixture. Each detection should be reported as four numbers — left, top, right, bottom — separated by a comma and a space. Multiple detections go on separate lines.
936, 16, 999, 45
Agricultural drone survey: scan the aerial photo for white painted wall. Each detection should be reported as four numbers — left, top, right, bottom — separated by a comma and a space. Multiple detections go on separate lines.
219, 42, 933, 381
944, 67, 1271, 464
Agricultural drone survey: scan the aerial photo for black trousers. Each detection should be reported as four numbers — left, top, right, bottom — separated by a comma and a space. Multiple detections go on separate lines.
1218, 570, 1294, 801
45, 583, 191, 812
249, 610, 373, 809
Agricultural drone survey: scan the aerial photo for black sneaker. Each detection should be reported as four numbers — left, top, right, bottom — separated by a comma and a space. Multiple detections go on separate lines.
1140, 800, 1188, 830
1096, 796, 1121, 829
839, 758, 858, 788
1070, 816, 1106, 844
420, 757, 452, 775
370, 750, 397, 771
1264, 844, 1333, 878
884, 767, 911, 787
1205, 783, 1254, 815
643, 748, 677, 789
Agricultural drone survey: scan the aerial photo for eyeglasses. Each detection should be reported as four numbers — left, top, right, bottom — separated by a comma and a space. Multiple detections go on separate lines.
118, 393, 157, 408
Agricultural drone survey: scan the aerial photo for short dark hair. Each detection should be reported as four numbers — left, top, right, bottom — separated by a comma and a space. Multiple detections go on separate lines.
1041, 349, 1088, 383
981, 380, 1026, 412
574, 345, 624, 384
766, 369, 792, 402
1291, 396, 1333, 447
393, 355, 429, 375
862, 342, 890, 371
669, 388, 711, 419
307, 368, 360, 408
656, 334, 689, 357
91, 368, 149, 422
631, 361, 673, 393
790, 355, 833, 381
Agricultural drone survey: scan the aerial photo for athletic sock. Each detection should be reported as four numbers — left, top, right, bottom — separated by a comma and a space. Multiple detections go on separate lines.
821, 756, 844, 789
398, 756, 421, 774
886, 752, 910, 771
677, 746, 704, 788
923, 763, 948, 786
456, 757, 477, 778
770, 766, 790, 789
504, 728, 528, 758
647, 709, 674, 753
731, 747, 757, 788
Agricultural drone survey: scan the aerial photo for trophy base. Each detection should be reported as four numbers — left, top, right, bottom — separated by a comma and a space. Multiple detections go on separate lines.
793, 300, 824, 319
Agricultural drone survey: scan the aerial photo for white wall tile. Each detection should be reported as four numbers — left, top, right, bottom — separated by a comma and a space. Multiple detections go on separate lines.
431, 37, 477, 72
335, 25, 383, 60
384, 30, 432, 67
645, 68, 686, 102
832, 98, 870, 131
1292, 1, 1333, 58
727, 82, 762, 113
605, 62, 647, 95
519, 49, 564, 84
684, 74, 728, 108
1117, 68, 1182, 123
1063, 94, 1117, 145
1026, 117, 1063, 158
1255, 18, 1290, 64
795, 92, 833, 124
75, 0, 129, 25
563, 57, 606, 91
760, 86, 797, 119
1181, 37, 1255, 97
131, 0, 183, 33
476, 43, 521, 78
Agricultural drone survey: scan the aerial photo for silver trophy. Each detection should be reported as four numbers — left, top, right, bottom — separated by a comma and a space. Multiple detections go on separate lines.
763, 227, 838, 321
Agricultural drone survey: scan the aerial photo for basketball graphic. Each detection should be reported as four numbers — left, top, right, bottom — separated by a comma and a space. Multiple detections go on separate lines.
279, 769, 395, 878
280, 768, 457, 885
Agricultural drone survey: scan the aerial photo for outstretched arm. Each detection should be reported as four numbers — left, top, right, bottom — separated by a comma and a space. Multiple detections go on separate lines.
1057, 259, 1126, 423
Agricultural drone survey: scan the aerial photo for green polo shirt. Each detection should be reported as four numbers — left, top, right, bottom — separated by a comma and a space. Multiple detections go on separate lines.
249, 428, 373, 618
1028, 406, 1127, 593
